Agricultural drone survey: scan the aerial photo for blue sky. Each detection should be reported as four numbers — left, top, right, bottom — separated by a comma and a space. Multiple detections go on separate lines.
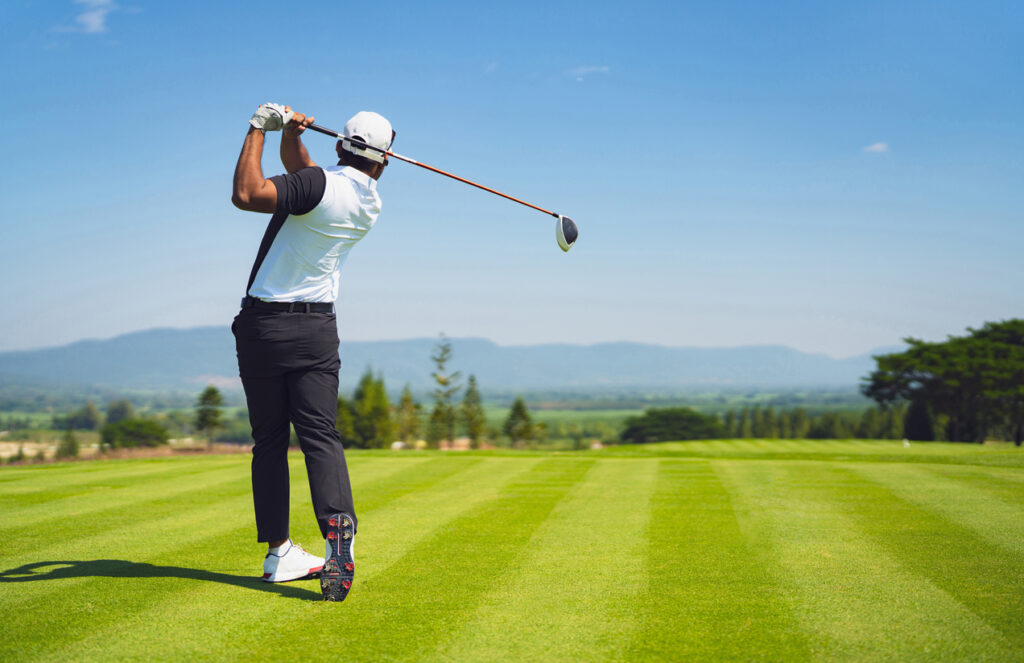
1, 0, 1021, 357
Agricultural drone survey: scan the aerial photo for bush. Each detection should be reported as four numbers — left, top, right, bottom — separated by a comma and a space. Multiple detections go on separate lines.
100, 418, 170, 448
621, 407, 724, 444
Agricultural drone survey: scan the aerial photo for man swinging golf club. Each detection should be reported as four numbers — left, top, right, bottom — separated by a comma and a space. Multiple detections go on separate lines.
231, 103, 393, 601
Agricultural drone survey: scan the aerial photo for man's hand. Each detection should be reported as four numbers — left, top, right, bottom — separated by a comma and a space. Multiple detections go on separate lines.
283, 107, 315, 136
249, 103, 294, 132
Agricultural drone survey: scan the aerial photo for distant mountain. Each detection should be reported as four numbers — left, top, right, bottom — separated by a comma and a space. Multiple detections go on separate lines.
0, 327, 897, 394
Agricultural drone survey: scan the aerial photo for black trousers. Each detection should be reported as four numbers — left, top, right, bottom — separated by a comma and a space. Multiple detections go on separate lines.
232, 307, 356, 543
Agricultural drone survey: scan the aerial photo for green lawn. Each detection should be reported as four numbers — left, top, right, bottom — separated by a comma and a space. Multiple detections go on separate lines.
2, 441, 1023, 661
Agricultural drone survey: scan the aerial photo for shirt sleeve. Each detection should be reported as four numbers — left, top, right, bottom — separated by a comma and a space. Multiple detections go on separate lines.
269, 167, 327, 216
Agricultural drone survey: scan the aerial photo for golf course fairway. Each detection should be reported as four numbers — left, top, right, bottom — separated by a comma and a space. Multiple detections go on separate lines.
2, 440, 1023, 661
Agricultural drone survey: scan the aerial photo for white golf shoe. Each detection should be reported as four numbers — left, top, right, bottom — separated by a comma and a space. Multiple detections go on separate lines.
261, 540, 324, 582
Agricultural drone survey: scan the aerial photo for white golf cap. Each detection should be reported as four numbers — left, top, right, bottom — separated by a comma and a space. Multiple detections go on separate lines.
341, 111, 394, 164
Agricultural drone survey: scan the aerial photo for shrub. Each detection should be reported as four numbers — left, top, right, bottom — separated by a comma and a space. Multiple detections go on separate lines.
100, 418, 170, 448
621, 407, 724, 444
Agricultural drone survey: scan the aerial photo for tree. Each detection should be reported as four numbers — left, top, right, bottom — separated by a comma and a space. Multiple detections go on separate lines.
621, 407, 724, 444
106, 399, 135, 425
194, 385, 224, 447
739, 408, 753, 438
503, 397, 534, 447
428, 334, 461, 448
723, 410, 737, 437
789, 408, 811, 439
426, 404, 447, 447
460, 375, 486, 449
56, 428, 79, 459
352, 369, 393, 448
336, 396, 359, 447
61, 401, 102, 431
394, 385, 421, 444
903, 397, 934, 441
863, 320, 1024, 443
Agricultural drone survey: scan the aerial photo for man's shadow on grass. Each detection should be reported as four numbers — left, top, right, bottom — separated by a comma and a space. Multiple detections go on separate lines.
0, 560, 321, 601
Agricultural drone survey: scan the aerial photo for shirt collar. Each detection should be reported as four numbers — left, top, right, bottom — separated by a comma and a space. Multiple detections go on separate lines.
338, 165, 377, 191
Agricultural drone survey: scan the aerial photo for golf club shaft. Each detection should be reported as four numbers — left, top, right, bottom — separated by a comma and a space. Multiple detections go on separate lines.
306, 123, 558, 218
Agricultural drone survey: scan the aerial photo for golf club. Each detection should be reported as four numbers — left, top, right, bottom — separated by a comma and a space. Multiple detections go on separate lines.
305, 123, 579, 252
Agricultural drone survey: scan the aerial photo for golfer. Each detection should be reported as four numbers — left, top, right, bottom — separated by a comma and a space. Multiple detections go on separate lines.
231, 103, 393, 601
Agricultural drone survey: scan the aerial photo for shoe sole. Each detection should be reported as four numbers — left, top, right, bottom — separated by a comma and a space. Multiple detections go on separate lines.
322, 513, 355, 602
261, 564, 323, 583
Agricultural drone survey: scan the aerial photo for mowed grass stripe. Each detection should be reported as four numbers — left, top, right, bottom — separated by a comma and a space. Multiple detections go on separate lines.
433, 459, 659, 663
26, 458, 542, 662
853, 464, 1024, 557
279, 454, 482, 547
0, 456, 243, 503
0, 462, 250, 532
0, 455, 455, 626
827, 465, 1024, 650
924, 464, 1024, 505
630, 460, 810, 661
239, 458, 597, 662
717, 461, 1019, 662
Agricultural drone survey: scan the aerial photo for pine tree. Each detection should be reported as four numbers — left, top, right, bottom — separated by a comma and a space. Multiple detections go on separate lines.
460, 375, 486, 449
395, 385, 421, 444
426, 403, 447, 447
194, 385, 224, 447
56, 428, 79, 459
723, 411, 737, 438
503, 397, 534, 447
778, 410, 793, 439
739, 408, 753, 438
763, 407, 779, 439
336, 396, 358, 447
790, 408, 811, 439
353, 369, 393, 448
428, 334, 461, 448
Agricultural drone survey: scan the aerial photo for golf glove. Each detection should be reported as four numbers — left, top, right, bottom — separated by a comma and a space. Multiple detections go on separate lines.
249, 103, 294, 132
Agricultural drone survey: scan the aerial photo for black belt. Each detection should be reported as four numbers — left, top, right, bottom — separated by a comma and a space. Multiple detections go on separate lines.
240, 296, 334, 313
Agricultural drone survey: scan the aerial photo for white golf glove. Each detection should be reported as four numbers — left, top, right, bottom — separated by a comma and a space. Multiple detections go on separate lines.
249, 103, 294, 132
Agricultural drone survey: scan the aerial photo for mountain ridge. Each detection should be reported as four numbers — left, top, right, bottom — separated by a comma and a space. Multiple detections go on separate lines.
0, 327, 899, 393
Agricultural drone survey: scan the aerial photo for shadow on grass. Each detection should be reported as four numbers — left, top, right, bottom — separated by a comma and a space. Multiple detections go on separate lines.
0, 560, 321, 601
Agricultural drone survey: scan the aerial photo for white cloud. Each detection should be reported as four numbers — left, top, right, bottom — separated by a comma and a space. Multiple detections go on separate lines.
57, 0, 118, 34
863, 141, 889, 153
568, 65, 610, 82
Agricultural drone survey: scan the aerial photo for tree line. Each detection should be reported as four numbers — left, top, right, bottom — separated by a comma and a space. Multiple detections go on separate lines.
620, 404, 905, 444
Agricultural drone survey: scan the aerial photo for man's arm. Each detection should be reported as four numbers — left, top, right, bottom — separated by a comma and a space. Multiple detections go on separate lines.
281, 109, 317, 173
232, 127, 278, 213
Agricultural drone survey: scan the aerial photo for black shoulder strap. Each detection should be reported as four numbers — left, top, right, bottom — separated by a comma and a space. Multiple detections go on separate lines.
243, 167, 327, 295
245, 209, 289, 294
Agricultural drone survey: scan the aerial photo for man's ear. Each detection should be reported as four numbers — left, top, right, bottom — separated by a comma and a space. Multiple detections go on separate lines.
336, 141, 344, 159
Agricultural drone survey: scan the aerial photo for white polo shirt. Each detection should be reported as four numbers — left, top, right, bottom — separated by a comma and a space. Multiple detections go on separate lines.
247, 165, 382, 303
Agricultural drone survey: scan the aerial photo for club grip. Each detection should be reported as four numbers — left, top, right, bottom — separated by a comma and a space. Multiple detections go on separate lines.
307, 124, 341, 139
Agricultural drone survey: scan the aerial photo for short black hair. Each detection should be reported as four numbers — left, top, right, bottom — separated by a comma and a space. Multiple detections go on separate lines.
338, 141, 382, 175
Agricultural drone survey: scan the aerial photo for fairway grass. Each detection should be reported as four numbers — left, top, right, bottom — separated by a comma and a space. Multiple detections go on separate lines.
1, 441, 1023, 661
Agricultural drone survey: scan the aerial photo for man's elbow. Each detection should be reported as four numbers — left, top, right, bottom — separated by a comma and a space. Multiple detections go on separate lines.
232, 190, 251, 210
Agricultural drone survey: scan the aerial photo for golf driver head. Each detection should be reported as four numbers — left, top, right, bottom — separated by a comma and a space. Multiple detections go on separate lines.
556, 215, 578, 252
